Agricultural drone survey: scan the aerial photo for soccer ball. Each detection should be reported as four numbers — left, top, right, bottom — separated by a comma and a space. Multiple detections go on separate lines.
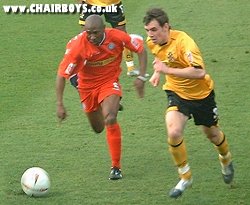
21, 167, 51, 197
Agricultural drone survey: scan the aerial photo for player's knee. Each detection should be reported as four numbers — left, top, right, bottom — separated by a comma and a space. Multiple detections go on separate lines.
92, 125, 104, 134
206, 132, 221, 144
104, 113, 117, 125
90, 120, 105, 133
168, 136, 184, 148
167, 128, 183, 140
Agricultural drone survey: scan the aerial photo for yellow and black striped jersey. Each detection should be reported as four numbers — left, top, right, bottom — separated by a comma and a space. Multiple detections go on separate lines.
83, 0, 121, 6
146, 30, 214, 100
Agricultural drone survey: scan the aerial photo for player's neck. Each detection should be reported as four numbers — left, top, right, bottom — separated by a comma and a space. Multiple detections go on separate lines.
98, 32, 106, 46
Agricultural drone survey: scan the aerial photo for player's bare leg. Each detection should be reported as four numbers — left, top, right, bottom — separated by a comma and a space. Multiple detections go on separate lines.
102, 94, 123, 180
166, 111, 193, 198
86, 107, 105, 133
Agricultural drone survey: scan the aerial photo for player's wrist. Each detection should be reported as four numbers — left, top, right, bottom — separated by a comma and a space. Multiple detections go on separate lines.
137, 75, 147, 82
57, 102, 64, 106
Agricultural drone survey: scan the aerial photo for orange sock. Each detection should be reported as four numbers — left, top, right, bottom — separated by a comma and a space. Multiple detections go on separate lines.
106, 123, 122, 169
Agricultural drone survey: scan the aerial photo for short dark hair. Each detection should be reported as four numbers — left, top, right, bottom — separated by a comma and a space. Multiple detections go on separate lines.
143, 8, 169, 26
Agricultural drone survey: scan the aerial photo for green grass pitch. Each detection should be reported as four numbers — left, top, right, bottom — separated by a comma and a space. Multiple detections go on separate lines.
1, 0, 250, 204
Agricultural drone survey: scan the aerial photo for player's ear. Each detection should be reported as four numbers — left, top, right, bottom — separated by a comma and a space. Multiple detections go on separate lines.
164, 23, 170, 30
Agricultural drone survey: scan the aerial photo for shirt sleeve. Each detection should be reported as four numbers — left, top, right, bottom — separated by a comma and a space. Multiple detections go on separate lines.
179, 34, 204, 68
57, 35, 84, 79
123, 33, 144, 53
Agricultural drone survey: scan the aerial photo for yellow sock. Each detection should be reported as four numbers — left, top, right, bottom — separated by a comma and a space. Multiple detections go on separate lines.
168, 138, 192, 180
214, 132, 232, 166
123, 48, 135, 71
219, 152, 231, 166
178, 164, 192, 180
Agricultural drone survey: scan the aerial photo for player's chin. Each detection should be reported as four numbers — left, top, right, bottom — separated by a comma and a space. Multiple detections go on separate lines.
151, 39, 158, 44
89, 40, 98, 45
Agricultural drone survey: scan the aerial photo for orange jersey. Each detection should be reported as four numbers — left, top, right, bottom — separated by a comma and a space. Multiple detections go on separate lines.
58, 29, 144, 91
83, 0, 120, 6
146, 30, 214, 100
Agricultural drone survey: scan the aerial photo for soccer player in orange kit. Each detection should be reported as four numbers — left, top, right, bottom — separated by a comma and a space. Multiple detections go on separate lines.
143, 8, 234, 198
56, 14, 147, 180
78, 0, 139, 76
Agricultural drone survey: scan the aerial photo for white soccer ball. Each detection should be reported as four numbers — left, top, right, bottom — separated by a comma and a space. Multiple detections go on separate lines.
21, 167, 51, 197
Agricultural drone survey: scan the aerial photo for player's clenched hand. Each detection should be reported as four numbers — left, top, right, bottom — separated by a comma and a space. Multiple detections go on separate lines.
153, 58, 169, 74
149, 71, 160, 87
134, 79, 145, 98
57, 104, 67, 122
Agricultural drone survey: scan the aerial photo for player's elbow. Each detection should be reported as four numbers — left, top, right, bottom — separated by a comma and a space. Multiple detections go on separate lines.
198, 69, 206, 79
194, 68, 206, 79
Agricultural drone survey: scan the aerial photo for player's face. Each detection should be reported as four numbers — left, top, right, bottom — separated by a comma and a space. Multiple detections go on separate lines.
85, 29, 105, 45
144, 20, 169, 45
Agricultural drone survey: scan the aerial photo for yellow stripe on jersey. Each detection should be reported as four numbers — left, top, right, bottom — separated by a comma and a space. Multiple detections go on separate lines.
85, 56, 117, 67
146, 30, 214, 100
83, 0, 121, 6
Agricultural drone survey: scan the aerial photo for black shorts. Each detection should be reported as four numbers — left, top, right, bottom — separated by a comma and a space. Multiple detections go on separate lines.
79, 1, 126, 28
166, 90, 219, 127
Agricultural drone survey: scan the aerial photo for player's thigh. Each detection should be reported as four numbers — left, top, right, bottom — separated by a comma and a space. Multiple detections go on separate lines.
99, 80, 122, 124
201, 125, 222, 144
165, 90, 189, 138
101, 94, 121, 117
166, 110, 188, 138
79, 89, 104, 133
86, 107, 105, 133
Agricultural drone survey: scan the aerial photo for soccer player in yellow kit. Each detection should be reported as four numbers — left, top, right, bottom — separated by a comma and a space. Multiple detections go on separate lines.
79, 0, 139, 76
143, 8, 234, 198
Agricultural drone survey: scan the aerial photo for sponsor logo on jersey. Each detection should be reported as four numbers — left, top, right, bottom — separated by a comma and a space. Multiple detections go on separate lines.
108, 43, 115, 50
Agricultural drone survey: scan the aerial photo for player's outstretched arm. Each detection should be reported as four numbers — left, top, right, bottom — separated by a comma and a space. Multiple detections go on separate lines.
134, 48, 147, 98
56, 75, 67, 121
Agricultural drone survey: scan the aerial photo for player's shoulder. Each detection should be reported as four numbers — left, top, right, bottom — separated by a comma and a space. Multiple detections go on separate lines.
69, 32, 86, 43
106, 28, 143, 41
105, 28, 129, 43
106, 28, 127, 36
171, 29, 193, 41
66, 32, 86, 48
